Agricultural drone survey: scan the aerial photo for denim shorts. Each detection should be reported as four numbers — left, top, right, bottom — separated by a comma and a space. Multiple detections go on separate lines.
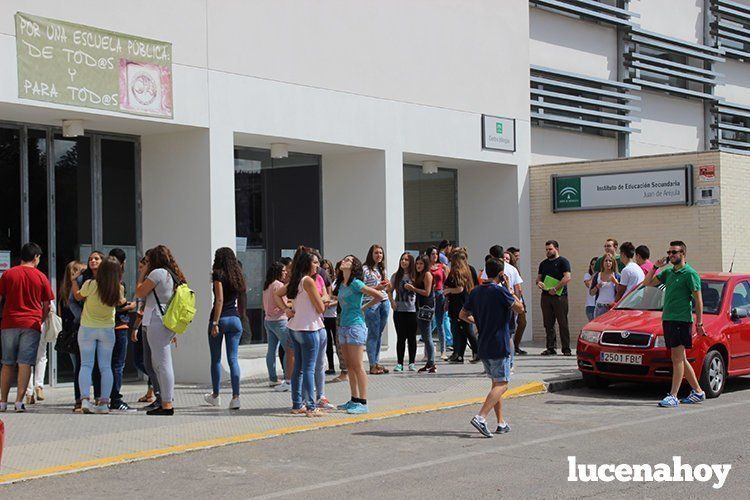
482, 356, 512, 383
1, 328, 42, 366
338, 324, 368, 346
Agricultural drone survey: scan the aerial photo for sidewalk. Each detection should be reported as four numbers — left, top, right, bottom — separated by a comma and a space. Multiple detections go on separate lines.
0, 346, 579, 483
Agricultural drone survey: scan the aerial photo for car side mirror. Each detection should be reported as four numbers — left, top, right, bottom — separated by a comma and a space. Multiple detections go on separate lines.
731, 307, 749, 320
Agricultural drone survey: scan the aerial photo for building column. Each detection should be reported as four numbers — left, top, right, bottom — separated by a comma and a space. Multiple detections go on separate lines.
141, 128, 235, 383
322, 148, 404, 359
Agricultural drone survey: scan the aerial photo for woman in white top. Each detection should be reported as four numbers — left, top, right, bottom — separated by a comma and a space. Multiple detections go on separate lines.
583, 257, 598, 321
590, 254, 620, 319
275, 251, 327, 417
135, 245, 187, 416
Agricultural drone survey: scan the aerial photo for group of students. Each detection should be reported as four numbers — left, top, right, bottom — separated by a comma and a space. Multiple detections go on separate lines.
260, 242, 527, 424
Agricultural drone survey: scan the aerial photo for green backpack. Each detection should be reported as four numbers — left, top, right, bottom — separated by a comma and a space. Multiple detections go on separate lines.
153, 269, 197, 334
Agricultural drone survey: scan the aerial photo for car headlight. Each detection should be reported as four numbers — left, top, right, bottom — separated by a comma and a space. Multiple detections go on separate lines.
580, 330, 601, 343
654, 336, 666, 348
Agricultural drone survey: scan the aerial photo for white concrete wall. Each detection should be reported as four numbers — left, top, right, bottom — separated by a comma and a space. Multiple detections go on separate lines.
529, 7, 617, 79
531, 127, 619, 165
631, 0, 704, 43
207, 0, 530, 117
630, 91, 704, 156
715, 59, 750, 107
141, 130, 213, 383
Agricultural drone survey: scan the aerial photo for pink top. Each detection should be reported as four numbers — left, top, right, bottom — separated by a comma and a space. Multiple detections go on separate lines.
263, 280, 287, 321
287, 279, 325, 332
640, 260, 655, 276
315, 274, 326, 295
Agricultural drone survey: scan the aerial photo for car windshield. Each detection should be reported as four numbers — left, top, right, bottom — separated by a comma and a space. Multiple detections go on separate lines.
616, 280, 725, 315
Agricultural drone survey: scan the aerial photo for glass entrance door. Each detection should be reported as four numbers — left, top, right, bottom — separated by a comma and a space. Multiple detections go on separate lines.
0, 121, 140, 386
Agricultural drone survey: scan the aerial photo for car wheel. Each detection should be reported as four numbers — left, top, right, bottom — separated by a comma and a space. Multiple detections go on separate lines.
582, 372, 609, 389
699, 350, 726, 399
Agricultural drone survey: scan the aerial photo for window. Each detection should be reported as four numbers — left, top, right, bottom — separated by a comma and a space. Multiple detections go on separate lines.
731, 281, 750, 310
403, 164, 457, 252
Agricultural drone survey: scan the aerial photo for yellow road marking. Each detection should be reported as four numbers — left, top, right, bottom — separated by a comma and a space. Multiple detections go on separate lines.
0, 381, 546, 484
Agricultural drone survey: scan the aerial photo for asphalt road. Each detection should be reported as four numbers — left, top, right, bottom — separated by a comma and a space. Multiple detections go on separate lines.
2, 378, 749, 499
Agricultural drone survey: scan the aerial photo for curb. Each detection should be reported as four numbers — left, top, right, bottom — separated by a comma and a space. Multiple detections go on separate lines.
0, 380, 546, 485
546, 376, 584, 393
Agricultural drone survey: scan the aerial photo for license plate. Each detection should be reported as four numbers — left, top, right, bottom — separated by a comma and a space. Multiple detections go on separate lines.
600, 352, 643, 365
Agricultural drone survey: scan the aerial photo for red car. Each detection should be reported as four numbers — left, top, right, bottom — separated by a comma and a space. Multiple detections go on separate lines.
577, 273, 750, 398
0, 418, 4, 466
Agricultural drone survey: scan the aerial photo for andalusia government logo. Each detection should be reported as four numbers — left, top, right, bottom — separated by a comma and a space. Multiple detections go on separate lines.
556, 177, 581, 209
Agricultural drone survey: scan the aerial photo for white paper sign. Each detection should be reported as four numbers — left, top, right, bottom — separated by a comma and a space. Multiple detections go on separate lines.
695, 185, 720, 206
0, 251, 11, 275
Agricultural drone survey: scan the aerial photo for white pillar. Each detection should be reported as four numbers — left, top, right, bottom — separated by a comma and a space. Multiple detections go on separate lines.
322, 148, 404, 358
141, 129, 234, 383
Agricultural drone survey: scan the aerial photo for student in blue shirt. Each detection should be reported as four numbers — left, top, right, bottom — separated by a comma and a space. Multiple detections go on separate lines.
460, 258, 523, 438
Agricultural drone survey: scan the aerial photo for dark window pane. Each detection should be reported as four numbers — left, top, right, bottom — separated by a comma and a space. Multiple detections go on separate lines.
403, 164, 457, 251
28, 129, 49, 276
0, 128, 21, 272
102, 139, 136, 246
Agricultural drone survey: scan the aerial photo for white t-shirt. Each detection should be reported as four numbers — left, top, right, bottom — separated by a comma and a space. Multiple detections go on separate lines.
620, 261, 645, 296
584, 272, 596, 308
143, 268, 175, 326
481, 263, 523, 289
595, 273, 617, 305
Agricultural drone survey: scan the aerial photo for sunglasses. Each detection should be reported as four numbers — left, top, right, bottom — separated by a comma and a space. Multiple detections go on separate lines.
667, 250, 683, 255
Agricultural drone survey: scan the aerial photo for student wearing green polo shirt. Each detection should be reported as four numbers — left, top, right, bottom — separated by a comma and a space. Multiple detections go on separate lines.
644, 240, 706, 408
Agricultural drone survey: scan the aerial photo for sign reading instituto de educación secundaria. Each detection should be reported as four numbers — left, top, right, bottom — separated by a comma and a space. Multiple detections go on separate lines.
15, 12, 173, 118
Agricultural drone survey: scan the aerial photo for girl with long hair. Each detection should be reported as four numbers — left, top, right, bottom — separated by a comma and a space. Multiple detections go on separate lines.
135, 245, 188, 416
275, 251, 327, 417
130, 255, 158, 405
263, 261, 292, 390
362, 244, 391, 374
590, 253, 620, 318
583, 257, 598, 321
204, 247, 247, 410
443, 251, 478, 363
407, 255, 437, 373
389, 253, 417, 371
426, 246, 448, 361
334, 255, 384, 414
58, 260, 85, 411
71, 257, 125, 414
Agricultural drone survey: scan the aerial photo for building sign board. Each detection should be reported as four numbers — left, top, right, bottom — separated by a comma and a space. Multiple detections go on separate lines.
15, 12, 173, 118
695, 185, 720, 206
552, 166, 693, 212
481, 114, 515, 152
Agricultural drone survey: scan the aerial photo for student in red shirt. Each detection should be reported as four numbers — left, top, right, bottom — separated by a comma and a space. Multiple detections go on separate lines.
0, 243, 54, 413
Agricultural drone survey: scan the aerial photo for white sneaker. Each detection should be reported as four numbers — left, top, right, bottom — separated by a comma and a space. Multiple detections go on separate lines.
0, 402, 7, 412
229, 398, 241, 410
204, 393, 221, 406
92, 403, 110, 414
15, 402, 26, 413
81, 399, 96, 414
274, 381, 291, 392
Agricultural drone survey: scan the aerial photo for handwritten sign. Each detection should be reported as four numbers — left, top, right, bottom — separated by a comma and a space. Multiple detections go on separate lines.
15, 12, 173, 118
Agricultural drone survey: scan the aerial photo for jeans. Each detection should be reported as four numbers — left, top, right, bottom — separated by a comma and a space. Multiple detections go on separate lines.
208, 316, 243, 396
142, 327, 161, 402
450, 317, 476, 359
433, 291, 446, 353
540, 294, 571, 351
365, 300, 390, 367
290, 329, 320, 410
594, 303, 612, 319
77, 327, 115, 402
109, 329, 129, 405
26, 339, 47, 395
418, 317, 435, 365
265, 319, 290, 382
393, 311, 417, 365
323, 317, 337, 371
585, 306, 596, 322
148, 318, 175, 403
314, 328, 327, 400
132, 326, 151, 388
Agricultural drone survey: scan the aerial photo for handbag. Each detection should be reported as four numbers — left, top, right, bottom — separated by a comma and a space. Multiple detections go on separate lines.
54, 326, 79, 354
43, 312, 63, 343
417, 305, 435, 322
